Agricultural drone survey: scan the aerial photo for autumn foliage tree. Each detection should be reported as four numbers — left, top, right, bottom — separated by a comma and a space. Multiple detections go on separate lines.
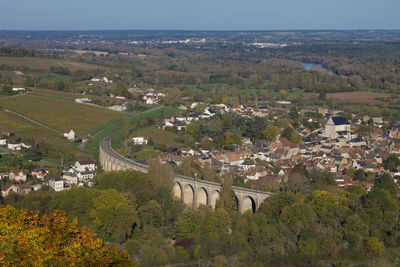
0, 206, 134, 266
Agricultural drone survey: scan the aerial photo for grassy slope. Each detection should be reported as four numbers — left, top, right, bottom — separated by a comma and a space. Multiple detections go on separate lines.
0, 110, 89, 160
0, 94, 121, 136
108, 107, 179, 149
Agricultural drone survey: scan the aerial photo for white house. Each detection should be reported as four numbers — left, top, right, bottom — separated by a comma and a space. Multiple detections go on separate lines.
181, 148, 195, 157
9, 170, 27, 182
77, 171, 95, 181
8, 142, 22, 151
75, 98, 91, 104
64, 129, 75, 140
146, 97, 157, 105
1, 184, 18, 197
0, 136, 7, 145
132, 137, 148, 145
108, 105, 126, 112
74, 160, 96, 172
12, 87, 26, 92
103, 77, 112, 83
49, 178, 64, 192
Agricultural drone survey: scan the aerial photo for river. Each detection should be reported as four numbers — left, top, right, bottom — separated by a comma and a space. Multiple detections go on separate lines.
301, 62, 334, 75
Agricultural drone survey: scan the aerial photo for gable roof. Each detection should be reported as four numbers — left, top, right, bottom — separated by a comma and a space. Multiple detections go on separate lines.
329, 116, 350, 126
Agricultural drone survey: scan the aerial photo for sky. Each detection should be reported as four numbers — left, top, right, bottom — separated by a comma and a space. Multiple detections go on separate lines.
1, 0, 399, 30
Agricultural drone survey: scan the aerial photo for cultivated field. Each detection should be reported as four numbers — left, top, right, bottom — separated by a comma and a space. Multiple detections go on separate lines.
69, 49, 109, 56
326, 91, 391, 104
132, 126, 181, 147
0, 56, 106, 71
0, 94, 122, 136
0, 111, 89, 159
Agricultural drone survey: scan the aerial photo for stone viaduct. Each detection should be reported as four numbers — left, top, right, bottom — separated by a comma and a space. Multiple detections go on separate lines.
99, 135, 271, 213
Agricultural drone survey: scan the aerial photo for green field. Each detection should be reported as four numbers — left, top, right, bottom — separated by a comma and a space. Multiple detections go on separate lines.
109, 107, 180, 149
87, 106, 179, 154
0, 56, 106, 71
133, 126, 181, 147
0, 94, 122, 136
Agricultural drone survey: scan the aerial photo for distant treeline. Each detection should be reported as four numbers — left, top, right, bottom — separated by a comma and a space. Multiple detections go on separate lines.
0, 46, 34, 57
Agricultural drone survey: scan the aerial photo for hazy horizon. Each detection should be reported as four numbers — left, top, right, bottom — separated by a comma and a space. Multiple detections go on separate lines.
1, 0, 399, 31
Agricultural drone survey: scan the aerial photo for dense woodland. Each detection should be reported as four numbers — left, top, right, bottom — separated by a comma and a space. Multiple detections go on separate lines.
3, 166, 400, 266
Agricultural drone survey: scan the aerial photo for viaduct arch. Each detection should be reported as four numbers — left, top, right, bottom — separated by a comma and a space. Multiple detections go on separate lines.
99, 136, 271, 212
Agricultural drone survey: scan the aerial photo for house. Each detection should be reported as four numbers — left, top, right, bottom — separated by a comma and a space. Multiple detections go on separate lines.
1, 184, 18, 197
240, 160, 256, 170
31, 169, 47, 179
64, 129, 75, 140
181, 148, 195, 157
324, 116, 351, 139
75, 98, 91, 104
62, 172, 78, 185
8, 141, 22, 151
132, 137, 148, 145
203, 108, 216, 117
77, 171, 95, 181
32, 184, 42, 191
17, 184, 32, 195
9, 170, 27, 182
103, 77, 112, 83
22, 143, 32, 149
390, 124, 400, 139
74, 160, 96, 172
318, 107, 329, 115
239, 166, 268, 181
146, 97, 157, 105
12, 87, 26, 92
49, 177, 64, 192
108, 105, 126, 112
0, 136, 7, 145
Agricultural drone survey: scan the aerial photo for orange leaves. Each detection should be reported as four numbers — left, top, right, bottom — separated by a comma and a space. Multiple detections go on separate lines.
0, 206, 135, 266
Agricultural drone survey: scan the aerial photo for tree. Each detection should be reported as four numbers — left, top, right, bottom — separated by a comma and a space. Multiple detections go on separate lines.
383, 155, 400, 171
174, 210, 197, 239
374, 173, 399, 197
2, 85, 12, 95
218, 175, 236, 212
148, 158, 173, 190
279, 89, 288, 99
138, 200, 165, 228
182, 157, 192, 177
185, 123, 200, 140
163, 87, 181, 106
345, 167, 356, 179
90, 189, 138, 242
0, 206, 134, 266
354, 169, 366, 181
319, 91, 327, 100
122, 115, 130, 147
25, 145, 42, 161
263, 125, 279, 142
